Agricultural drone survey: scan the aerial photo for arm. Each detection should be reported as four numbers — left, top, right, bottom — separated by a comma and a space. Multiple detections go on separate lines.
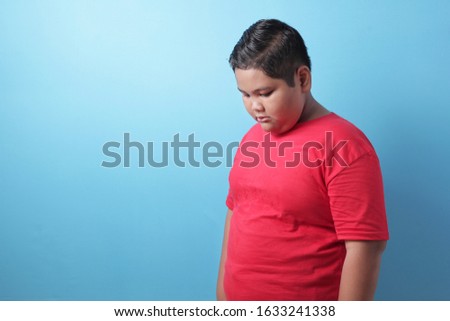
338, 240, 387, 300
216, 209, 233, 300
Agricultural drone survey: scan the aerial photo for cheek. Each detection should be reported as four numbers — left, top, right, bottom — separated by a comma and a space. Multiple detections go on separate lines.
277, 95, 302, 122
286, 94, 302, 113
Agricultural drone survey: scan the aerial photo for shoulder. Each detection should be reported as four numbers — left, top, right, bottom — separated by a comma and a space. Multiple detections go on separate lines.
310, 113, 371, 139
289, 112, 380, 172
313, 113, 383, 182
315, 113, 377, 159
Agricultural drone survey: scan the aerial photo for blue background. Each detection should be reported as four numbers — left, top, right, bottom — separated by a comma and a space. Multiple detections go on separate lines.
1, 0, 449, 300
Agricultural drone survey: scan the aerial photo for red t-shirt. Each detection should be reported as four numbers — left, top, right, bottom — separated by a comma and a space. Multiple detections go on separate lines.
225, 112, 389, 300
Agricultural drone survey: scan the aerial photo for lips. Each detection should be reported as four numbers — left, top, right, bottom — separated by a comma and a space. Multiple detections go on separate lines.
256, 116, 270, 123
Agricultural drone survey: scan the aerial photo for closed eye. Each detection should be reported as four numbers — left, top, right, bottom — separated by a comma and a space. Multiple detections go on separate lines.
260, 91, 273, 97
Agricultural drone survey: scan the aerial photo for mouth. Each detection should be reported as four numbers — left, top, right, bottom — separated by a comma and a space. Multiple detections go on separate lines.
256, 116, 270, 123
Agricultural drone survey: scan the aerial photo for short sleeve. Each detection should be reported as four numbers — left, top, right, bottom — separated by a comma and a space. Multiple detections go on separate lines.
327, 152, 389, 241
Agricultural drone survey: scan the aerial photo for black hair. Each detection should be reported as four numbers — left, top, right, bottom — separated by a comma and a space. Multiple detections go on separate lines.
229, 19, 311, 87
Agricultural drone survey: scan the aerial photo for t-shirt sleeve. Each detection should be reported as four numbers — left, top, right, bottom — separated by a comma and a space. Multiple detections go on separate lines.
327, 152, 389, 241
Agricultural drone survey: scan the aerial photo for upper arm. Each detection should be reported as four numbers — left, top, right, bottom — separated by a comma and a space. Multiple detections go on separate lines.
344, 240, 387, 254
338, 240, 387, 300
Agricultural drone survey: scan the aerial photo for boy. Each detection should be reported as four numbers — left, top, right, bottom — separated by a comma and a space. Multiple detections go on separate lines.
217, 19, 389, 301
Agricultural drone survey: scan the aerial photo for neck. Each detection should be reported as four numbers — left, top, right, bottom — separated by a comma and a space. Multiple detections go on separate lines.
298, 94, 329, 123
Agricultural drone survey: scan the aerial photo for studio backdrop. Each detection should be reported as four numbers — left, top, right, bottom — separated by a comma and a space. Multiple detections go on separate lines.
1, 0, 449, 300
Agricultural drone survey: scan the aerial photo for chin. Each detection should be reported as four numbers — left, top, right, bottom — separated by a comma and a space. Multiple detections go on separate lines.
261, 126, 283, 136
259, 123, 273, 132
267, 126, 294, 136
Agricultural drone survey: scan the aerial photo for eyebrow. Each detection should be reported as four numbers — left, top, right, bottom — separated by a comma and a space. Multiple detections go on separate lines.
237, 86, 273, 94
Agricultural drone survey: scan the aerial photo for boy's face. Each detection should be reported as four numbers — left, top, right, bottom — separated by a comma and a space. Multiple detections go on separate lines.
235, 68, 306, 135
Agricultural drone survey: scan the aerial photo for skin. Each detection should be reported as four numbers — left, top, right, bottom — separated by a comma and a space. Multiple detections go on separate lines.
216, 209, 232, 301
338, 240, 387, 300
234, 66, 329, 135
217, 66, 387, 300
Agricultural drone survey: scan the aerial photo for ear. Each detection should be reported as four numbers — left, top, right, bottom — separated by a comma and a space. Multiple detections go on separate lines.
295, 66, 312, 92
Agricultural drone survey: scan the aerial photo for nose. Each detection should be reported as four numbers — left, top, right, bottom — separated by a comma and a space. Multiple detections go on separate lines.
251, 98, 264, 112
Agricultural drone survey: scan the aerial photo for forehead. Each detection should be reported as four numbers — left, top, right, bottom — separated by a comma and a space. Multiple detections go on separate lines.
234, 68, 284, 91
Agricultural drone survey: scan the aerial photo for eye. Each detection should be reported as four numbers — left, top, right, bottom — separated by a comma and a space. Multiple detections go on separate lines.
242, 92, 250, 98
260, 91, 273, 97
